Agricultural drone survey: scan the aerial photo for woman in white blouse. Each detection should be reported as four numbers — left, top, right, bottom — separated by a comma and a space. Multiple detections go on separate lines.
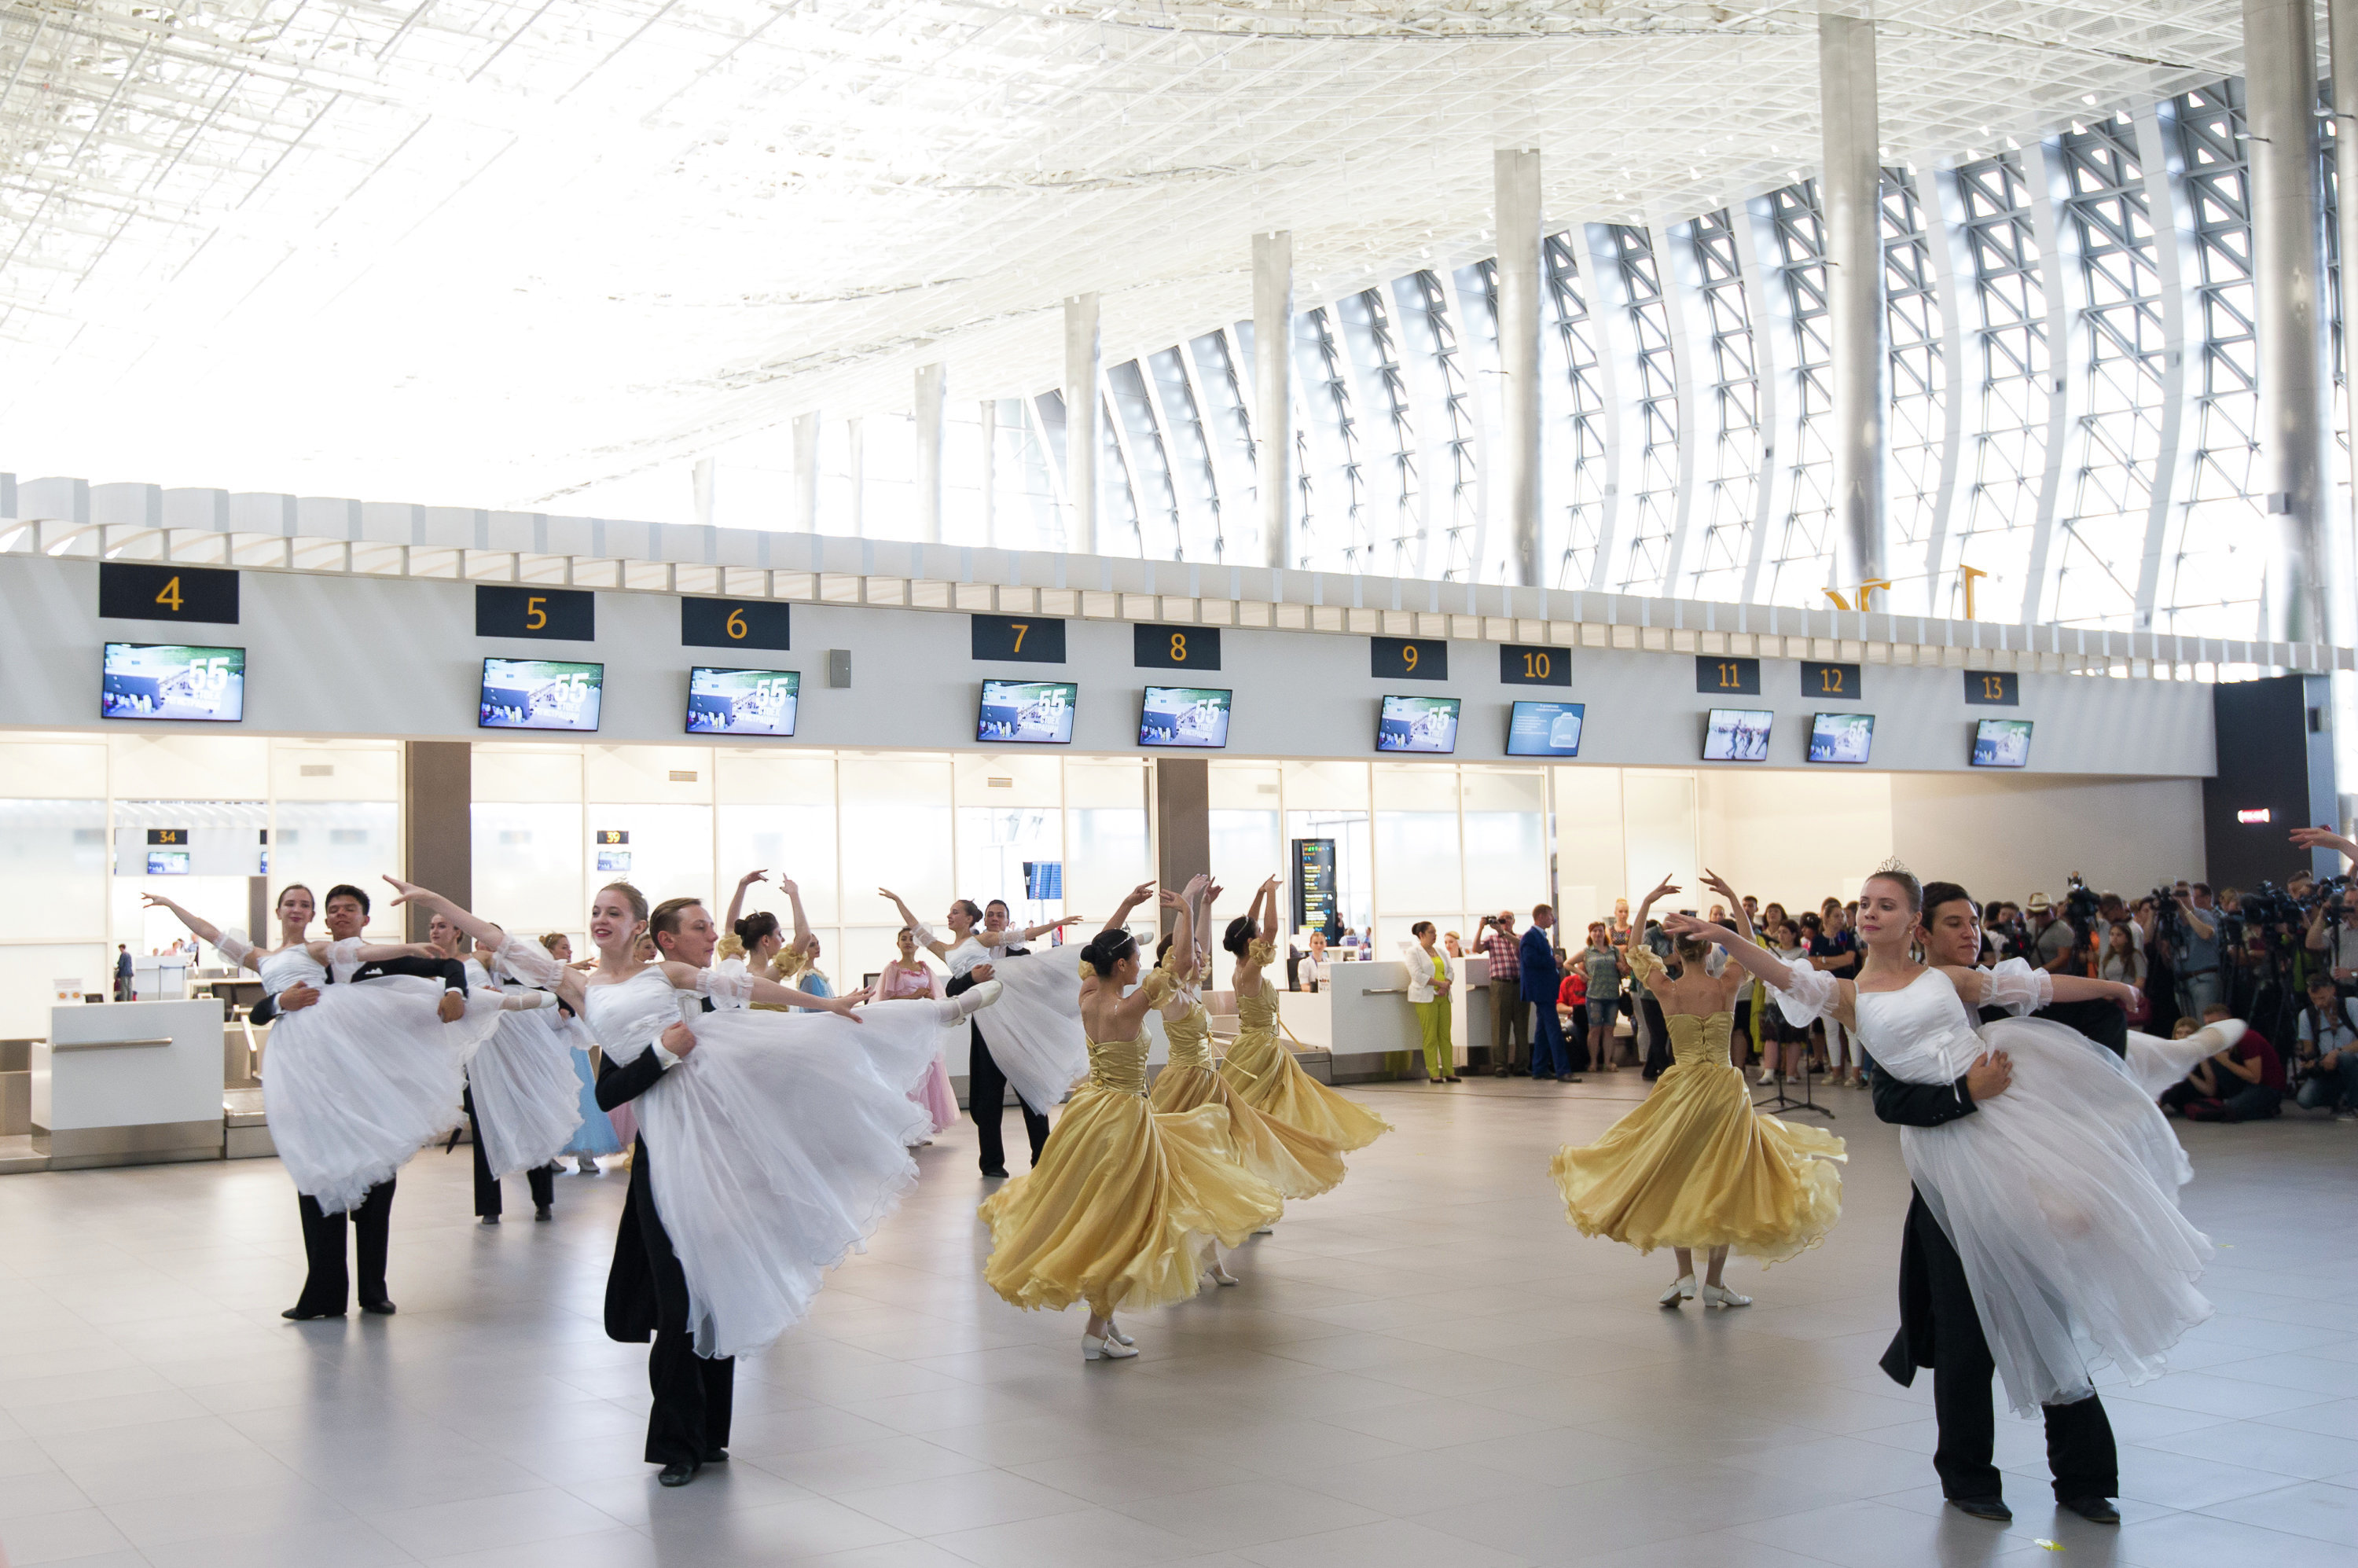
1299, 931, 1331, 991
1407, 921, 1459, 1083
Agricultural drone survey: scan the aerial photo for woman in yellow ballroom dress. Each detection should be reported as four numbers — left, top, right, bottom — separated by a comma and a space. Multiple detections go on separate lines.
1552, 874, 1846, 1309
980, 881, 1284, 1361
1216, 877, 1392, 1151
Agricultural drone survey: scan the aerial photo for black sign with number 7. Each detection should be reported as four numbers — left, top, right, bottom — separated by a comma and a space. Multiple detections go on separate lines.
972, 614, 1067, 663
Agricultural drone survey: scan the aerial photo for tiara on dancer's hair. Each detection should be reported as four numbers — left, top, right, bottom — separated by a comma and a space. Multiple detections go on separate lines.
1871, 854, 1915, 880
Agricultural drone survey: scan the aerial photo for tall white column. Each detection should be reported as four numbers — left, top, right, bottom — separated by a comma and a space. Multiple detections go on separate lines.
792, 413, 820, 533
692, 457, 718, 528
2325, 0, 2358, 823
1819, 12, 1889, 589
979, 398, 998, 549
2250, 0, 2338, 648
1254, 231, 1294, 570
913, 362, 946, 545
1064, 293, 1101, 555
1495, 149, 1544, 587
847, 417, 865, 538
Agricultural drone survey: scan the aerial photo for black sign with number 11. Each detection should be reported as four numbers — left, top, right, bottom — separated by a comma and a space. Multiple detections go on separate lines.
1696, 655, 1761, 696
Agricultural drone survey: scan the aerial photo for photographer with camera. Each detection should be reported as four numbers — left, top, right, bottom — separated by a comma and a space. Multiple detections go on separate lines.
2304, 881, 2358, 986
2291, 971, 2358, 1116
2167, 883, 2224, 1020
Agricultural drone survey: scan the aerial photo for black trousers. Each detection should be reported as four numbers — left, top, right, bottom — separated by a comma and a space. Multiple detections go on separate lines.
967, 1026, 1049, 1173
465, 1085, 554, 1219
1912, 1200, 2117, 1502
292, 1179, 395, 1315
635, 1160, 733, 1466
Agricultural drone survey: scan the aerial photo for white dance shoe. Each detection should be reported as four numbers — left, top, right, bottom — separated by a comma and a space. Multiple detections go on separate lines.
1659, 1274, 1697, 1308
942, 980, 1004, 1023
1083, 1333, 1139, 1361
2190, 1018, 2247, 1054
1105, 1320, 1134, 1346
1701, 1283, 1752, 1309
1208, 1262, 1240, 1286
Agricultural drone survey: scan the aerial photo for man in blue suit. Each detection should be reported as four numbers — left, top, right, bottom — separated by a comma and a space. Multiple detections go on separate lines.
1521, 904, 1580, 1081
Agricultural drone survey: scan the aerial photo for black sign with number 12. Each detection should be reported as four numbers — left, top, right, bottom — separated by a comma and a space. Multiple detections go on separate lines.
1802, 661, 1862, 700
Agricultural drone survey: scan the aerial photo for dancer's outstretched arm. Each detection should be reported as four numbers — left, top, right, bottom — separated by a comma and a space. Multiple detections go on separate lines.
141, 894, 260, 971
1102, 881, 1154, 935
723, 868, 766, 936
877, 889, 953, 960
2294, 826, 2358, 865
1231, 876, 1281, 991
1658, 913, 1796, 990
672, 960, 862, 1021
781, 876, 815, 957
384, 877, 587, 1010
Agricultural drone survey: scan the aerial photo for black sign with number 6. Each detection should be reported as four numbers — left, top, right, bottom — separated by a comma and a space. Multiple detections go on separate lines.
476, 585, 594, 641
682, 597, 791, 652
1134, 623, 1221, 670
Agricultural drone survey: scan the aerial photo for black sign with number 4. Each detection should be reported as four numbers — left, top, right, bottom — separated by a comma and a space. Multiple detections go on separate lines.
1134, 624, 1221, 670
682, 597, 791, 652
1499, 644, 1570, 687
1696, 655, 1761, 696
99, 562, 238, 625
971, 614, 1066, 663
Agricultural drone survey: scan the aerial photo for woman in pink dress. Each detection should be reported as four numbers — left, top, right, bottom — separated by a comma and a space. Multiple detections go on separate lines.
880, 927, 960, 1133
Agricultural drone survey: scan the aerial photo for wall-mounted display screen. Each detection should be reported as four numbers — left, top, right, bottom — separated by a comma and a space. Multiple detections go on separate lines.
978, 680, 1076, 744
1506, 700, 1585, 758
145, 850, 191, 876
479, 659, 603, 732
101, 643, 244, 722
1808, 711, 1876, 765
1702, 707, 1773, 762
1376, 695, 1460, 755
686, 666, 798, 736
1138, 686, 1231, 749
596, 850, 632, 874
1972, 717, 2034, 769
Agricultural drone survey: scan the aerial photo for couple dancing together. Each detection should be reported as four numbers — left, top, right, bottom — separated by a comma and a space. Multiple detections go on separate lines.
1559, 861, 2238, 1527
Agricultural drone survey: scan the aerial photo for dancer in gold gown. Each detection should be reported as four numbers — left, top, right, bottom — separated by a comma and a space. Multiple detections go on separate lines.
979, 879, 1284, 1361
1218, 877, 1391, 1151
1551, 873, 1846, 1308
1148, 879, 1346, 1284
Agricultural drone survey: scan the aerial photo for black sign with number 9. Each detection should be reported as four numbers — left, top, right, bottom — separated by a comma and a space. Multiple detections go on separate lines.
1499, 644, 1570, 687
1964, 670, 2020, 707
682, 597, 791, 652
1134, 623, 1221, 670
1695, 655, 1761, 695
1372, 637, 1447, 681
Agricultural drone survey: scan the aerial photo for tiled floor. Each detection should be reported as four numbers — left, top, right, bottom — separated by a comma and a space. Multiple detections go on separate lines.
3, 1072, 2356, 1567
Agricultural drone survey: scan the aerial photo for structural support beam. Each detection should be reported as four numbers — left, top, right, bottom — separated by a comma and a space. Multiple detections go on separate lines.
2248, 0, 2335, 644
913, 363, 946, 545
792, 413, 819, 534
1154, 758, 1210, 940
2327, 0, 2358, 824
979, 399, 997, 549
402, 742, 470, 943
1819, 12, 1888, 589
1254, 232, 1294, 571
1494, 149, 1545, 588
1064, 293, 1101, 555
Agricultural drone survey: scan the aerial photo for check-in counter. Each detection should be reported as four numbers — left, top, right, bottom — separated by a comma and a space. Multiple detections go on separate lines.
31, 999, 224, 1169
1281, 959, 1427, 1082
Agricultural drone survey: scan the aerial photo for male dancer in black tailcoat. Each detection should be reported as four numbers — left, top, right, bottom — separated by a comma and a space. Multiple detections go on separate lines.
1872, 881, 2121, 1527
957, 898, 1051, 1178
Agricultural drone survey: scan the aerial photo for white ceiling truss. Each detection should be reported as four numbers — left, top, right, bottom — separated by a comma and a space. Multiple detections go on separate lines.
0, 0, 2261, 512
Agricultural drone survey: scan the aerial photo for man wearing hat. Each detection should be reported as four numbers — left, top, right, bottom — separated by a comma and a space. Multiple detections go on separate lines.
2025, 892, 2079, 977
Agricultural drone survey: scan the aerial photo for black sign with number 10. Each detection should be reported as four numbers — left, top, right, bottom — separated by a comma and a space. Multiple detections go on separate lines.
1134, 623, 1221, 670
1499, 644, 1570, 687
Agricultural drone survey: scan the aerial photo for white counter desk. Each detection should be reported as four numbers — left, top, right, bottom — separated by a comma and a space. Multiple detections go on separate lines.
32, 999, 224, 1169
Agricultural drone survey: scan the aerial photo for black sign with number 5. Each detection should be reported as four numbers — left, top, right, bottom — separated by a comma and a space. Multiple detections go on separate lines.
682, 597, 790, 652
476, 585, 593, 641
1134, 624, 1221, 670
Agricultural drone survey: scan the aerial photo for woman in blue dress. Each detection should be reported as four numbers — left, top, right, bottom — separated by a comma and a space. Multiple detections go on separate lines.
545, 931, 626, 1170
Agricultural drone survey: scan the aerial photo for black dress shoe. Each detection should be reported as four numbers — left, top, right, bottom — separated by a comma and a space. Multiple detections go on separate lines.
979, 1166, 1009, 1179
659, 1460, 700, 1487
1948, 1496, 2012, 1523
479, 1214, 499, 1226
534, 1205, 553, 1221
281, 1305, 343, 1320
2059, 1496, 2120, 1524
703, 1449, 728, 1463
359, 1298, 396, 1316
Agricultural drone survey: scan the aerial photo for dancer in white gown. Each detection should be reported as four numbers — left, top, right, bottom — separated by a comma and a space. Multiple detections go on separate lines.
385, 877, 1003, 1358
430, 914, 585, 1223
145, 884, 509, 1316
879, 887, 1106, 1117
1667, 867, 2233, 1420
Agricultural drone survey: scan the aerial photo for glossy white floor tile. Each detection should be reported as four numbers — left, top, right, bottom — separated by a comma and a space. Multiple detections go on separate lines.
2, 1073, 2355, 1566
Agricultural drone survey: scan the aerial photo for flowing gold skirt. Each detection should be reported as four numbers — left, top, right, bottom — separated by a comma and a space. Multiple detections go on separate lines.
1551, 1059, 1846, 1264
1151, 1061, 1347, 1201
979, 1085, 1284, 1317
1218, 1024, 1391, 1152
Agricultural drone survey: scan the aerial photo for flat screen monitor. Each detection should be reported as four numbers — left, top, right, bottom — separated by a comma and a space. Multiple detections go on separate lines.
101, 643, 244, 722
978, 680, 1076, 744
1138, 685, 1231, 749
1376, 695, 1460, 755
1808, 711, 1876, 765
686, 666, 798, 737
1702, 707, 1773, 762
479, 659, 603, 732
1972, 717, 2033, 769
1506, 700, 1585, 758
145, 850, 190, 876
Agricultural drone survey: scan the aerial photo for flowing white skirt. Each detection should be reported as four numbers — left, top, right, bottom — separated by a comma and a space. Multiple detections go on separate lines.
263, 977, 495, 1214
1906, 1016, 2216, 1414
469, 1007, 587, 1179
633, 997, 945, 1359
968, 949, 1087, 1114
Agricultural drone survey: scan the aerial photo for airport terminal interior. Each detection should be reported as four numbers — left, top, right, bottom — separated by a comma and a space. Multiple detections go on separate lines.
15, 0, 2358, 1562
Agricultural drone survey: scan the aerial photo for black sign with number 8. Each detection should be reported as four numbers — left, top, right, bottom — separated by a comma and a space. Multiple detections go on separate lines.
1133, 623, 1221, 670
